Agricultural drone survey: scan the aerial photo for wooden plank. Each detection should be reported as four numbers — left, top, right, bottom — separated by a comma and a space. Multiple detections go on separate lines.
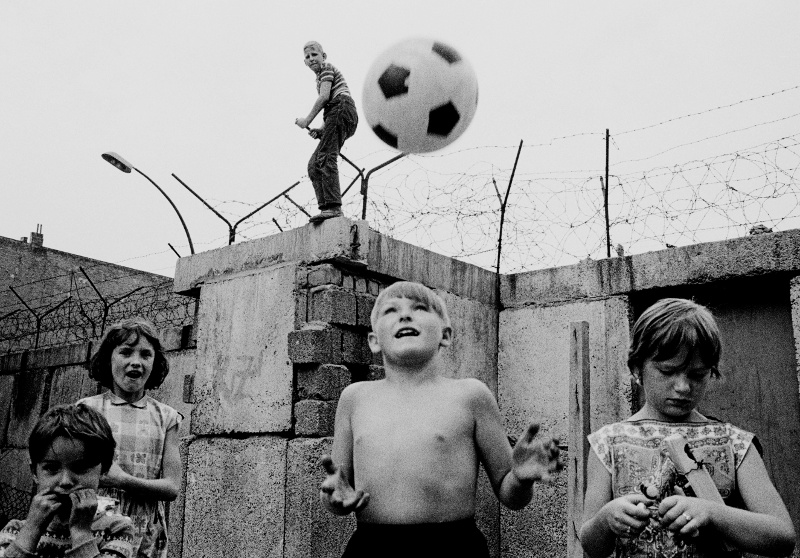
568, 321, 590, 558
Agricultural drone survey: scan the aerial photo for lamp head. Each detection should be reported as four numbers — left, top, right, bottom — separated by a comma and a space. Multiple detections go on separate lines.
101, 152, 133, 173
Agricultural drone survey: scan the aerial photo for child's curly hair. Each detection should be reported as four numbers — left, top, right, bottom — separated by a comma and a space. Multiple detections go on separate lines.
628, 298, 721, 377
89, 318, 169, 390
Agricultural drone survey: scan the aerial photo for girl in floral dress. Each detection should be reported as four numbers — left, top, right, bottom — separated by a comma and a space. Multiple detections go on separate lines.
579, 298, 795, 558
79, 319, 181, 558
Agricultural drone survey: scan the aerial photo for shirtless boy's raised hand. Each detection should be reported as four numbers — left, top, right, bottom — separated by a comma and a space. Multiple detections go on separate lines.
511, 423, 563, 483
319, 455, 370, 515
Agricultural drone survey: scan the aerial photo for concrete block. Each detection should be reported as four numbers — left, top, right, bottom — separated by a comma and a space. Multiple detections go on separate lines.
355, 293, 374, 328
166, 435, 192, 558
182, 436, 287, 558
308, 264, 342, 287
309, 286, 357, 326
297, 365, 351, 401
476, 466, 501, 558
151, 350, 195, 438
26, 342, 89, 370
285, 438, 355, 558
341, 330, 369, 365
294, 289, 308, 329
174, 217, 369, 293
8, 370, 50, 447
354, 277, 367, 293
49, 365, 98, 407
0, 375, 14, 447
191, 265, 295, 435
342, 274, 354, 291
295, 400, 336, 437
367, 280, 381, 296
500, 462, 567, 558
288, 326, 342, 364
499, 296, 630, 444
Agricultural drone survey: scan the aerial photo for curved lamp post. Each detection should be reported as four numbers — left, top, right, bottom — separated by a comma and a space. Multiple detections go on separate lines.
101, 152, 195, 255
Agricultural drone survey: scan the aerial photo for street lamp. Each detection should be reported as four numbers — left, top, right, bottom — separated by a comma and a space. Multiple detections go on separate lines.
101, 152, 195, 255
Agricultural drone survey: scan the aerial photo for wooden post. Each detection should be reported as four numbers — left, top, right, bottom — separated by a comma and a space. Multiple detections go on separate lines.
568, 321, 590, 558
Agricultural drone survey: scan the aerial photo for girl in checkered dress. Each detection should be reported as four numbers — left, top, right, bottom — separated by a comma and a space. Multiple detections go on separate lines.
79, 319, 181, 558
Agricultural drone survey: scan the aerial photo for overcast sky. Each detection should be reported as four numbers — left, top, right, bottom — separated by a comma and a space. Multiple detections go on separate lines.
2, 1, 799, 277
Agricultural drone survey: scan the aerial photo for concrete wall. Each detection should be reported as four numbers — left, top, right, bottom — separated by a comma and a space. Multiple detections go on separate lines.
3, 219, 800, 558
499, 229, 800, 557
176, 218, 501, 558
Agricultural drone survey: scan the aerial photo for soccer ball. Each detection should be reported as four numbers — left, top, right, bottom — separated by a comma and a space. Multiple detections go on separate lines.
362, 37, 478, 154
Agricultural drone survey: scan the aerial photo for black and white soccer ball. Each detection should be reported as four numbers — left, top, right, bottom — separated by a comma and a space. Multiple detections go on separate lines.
362, 38, 478, 154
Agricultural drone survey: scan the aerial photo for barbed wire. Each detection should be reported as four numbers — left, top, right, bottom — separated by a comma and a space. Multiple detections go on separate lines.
0, 279, 194, 355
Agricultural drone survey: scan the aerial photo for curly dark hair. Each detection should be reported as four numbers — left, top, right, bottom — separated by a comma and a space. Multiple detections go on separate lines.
89, 317, 169, 390
29, 403, 116, 473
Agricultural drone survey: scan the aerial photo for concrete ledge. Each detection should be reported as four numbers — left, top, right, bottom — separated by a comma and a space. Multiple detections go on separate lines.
367, 229, 497, 306
174, 218, 368, 294
504, 228, 800, 307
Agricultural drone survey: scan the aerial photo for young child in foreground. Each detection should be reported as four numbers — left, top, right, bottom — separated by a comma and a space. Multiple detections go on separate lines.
0, 404, 135, 558
294, 40, 358, 224
319, 281, 562, 557
78, 319, 181, 558
579, 298, 796, 558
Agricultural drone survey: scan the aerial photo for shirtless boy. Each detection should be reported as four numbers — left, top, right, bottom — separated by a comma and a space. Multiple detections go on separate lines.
319, 281, 562, 557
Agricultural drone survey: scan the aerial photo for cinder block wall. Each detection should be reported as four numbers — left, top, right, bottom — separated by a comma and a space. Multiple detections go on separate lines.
175, 218, 501, 558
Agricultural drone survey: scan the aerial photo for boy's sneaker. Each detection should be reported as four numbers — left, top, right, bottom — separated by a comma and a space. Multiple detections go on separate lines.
309, 208, 343, 223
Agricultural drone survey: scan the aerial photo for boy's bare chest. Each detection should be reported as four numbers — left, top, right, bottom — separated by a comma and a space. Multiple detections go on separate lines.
351, 389, 474, 449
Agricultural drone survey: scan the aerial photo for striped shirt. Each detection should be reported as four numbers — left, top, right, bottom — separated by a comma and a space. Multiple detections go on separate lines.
316, 62, 351, 102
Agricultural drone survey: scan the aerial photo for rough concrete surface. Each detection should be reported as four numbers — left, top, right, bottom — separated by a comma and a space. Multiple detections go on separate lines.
191, 264, 295, 435
367, 229, 497, 306
498, 296, 631, 445
438, 291, 498, 392
182, 436, 287, 558
503, 227, 800, 306
150, 349, 195, 438
284, 438, 354, 558
500, 455, 568, 558
8, 369, 50, 448
0, 375, 15, 447
173, 218, 368, 293
49, 364, 99, 407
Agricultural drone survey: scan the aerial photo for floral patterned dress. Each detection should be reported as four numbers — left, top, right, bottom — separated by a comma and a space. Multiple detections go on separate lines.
588, 419, 754, 558
78, 392, 181, 558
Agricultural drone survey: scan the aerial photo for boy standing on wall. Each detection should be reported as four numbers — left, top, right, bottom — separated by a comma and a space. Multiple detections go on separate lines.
295, 41, 358, 224
319, 281, 562, 557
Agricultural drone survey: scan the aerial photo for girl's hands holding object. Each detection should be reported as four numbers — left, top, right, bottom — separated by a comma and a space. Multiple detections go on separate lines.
602, 494, 654, 538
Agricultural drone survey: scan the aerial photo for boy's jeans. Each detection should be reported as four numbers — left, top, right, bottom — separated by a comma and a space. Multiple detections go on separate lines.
308, 95, 358, 210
